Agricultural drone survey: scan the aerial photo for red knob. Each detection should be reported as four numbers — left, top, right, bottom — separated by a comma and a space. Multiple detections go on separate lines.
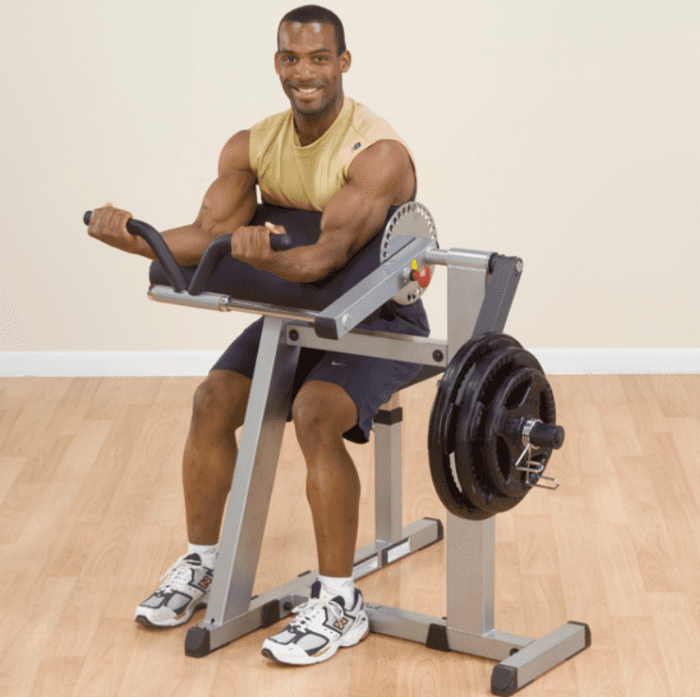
411, 265, 432, 289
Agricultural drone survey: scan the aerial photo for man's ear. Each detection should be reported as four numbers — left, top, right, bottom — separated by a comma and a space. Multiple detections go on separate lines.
274, 52, 282, 77
339, 50, 352, 74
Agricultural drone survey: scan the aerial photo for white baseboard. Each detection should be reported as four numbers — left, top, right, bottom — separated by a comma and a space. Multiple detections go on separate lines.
1, 349, 698, 378
0, 351, 222, 378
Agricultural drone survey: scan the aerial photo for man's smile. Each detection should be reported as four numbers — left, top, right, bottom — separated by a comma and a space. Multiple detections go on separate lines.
291, 83, 324, 99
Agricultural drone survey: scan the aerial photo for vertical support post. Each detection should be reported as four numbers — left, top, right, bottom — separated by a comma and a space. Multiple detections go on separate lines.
373, 393, 403, 545
204, 316, 300, 625
446, 512, 496, 635
445, 260, 496, 636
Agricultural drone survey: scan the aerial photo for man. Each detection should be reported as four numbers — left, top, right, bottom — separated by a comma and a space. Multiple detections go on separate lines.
87, 5, 429, 665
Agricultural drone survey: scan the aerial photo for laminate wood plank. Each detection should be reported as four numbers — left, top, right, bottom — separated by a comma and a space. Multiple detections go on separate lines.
0, 456, 26, 502
29, 657, 85, 697
64, 404, 151, 525
71, 619, 136, 697
649, 374, 695, 418
116, 622, 219, 697
0, 576, 76, 697
45, 575, 116, 659
619, 374, 670, 436
629, 521, 685, 593
616, 456, 665, 526
668, 416, 700, 511
613, 616, 672, 697
575, 648, 626, 697
594, 523, 647, 617
647, 592, 700, 697
0, 408, 22, 451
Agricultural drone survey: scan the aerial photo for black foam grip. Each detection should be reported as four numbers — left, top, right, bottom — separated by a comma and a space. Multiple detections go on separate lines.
84, 210, 189, 293
270, 232, 293, 252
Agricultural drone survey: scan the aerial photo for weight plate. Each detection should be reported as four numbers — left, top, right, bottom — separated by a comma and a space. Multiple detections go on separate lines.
429, 334, 520, 461
428, 333, 522, 520
453, 346, 534, 516
482, 365, 556, 499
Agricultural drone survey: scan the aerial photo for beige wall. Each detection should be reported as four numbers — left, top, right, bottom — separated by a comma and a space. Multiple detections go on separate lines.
2, 0, 698, 355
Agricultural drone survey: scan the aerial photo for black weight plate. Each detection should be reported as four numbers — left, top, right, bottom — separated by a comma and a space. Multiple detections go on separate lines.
453, 346, 534, 516
483, 365, 557, 499
429, 333, 522, 461
428, 334, 522, 520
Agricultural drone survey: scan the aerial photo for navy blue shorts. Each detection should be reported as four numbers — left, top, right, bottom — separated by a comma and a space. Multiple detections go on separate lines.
211, 300, 430, 444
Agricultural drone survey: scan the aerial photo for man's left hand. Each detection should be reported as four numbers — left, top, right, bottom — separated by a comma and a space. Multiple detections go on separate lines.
230, 223, 287, 270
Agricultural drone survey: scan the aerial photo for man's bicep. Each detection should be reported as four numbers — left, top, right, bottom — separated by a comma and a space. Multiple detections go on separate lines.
347, 140, 415, 207
195, 130, 257, 233
320, 141, 415, 251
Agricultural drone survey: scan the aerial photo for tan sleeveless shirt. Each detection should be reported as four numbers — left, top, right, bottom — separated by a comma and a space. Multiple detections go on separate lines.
249, 97, 413, 211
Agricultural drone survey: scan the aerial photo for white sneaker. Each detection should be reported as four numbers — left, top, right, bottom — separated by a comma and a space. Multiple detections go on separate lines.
261, 580, 370, 665
135, 553, 213, 628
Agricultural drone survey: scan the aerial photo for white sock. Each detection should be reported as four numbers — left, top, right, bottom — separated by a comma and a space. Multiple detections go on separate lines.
319, 575, 356, 608
187, 542, 218, 569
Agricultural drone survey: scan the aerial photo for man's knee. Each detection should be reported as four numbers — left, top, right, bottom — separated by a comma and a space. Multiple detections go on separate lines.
192, 370, 251, 432
292, 381, 358, 441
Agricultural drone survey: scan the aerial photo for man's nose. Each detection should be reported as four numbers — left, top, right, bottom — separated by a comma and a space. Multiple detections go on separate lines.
295, 58, 314, 79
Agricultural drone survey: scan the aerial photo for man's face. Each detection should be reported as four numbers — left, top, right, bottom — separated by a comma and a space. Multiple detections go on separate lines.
275, 21, 351, 118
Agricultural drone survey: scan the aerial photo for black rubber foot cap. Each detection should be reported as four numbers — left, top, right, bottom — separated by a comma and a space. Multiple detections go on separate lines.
491, 665, 518, 696
261, 600, 281, 628
185, 627, 211, 658
426, 623, 450, 652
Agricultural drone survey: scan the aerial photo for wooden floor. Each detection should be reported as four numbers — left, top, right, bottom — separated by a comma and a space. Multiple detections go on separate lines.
0, 373, 699, 696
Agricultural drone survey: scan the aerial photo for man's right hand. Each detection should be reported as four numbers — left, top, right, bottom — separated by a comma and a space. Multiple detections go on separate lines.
87, 203, 141, 254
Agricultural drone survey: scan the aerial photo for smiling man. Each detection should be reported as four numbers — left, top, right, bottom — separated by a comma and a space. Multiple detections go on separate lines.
87, 5, 428, 666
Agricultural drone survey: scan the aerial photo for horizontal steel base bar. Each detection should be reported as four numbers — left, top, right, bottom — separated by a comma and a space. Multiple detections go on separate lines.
185, 517, 442, 657
367, 608, 590, 697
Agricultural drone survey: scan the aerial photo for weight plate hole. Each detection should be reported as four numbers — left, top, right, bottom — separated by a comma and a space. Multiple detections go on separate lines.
505, 381, 529, 409
496, 436, 511, 484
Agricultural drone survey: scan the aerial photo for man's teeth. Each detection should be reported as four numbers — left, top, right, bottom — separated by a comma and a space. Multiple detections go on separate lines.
296, 87, 319, 93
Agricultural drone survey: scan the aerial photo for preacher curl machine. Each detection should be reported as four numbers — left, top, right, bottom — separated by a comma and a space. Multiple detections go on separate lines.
84, 202, 590, 695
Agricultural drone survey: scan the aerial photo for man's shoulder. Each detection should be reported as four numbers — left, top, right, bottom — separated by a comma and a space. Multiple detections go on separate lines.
344, 99, 413, 169
251, 107, 293, 134
348, 101, 396, 137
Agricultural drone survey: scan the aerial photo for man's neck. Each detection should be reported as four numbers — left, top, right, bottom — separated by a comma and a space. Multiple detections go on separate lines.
293, 94, 345, 146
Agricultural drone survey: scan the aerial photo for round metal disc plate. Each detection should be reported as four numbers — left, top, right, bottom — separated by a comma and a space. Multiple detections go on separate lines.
483, 365, 556, 500
453, 346, 528, 516
428, 333, 522, 520
454, 348, 547, 515
380, 202, 438, 305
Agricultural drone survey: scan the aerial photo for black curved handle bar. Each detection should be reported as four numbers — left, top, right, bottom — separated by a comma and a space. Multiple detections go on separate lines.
188, 235, 234, 296
84, 210, 189, 293
83, 211, 293, 295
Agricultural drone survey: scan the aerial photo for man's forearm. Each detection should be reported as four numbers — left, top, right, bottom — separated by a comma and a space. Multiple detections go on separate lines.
132, 224, 216, 267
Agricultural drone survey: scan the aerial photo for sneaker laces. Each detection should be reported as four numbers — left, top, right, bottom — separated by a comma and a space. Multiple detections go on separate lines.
290, 596, 344, 631
159, 555, 201, 591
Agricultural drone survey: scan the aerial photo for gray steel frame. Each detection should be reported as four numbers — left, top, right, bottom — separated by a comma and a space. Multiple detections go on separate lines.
149, 244, 590, 696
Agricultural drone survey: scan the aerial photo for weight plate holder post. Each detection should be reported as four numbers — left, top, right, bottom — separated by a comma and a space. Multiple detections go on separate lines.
427, 330, 590, 695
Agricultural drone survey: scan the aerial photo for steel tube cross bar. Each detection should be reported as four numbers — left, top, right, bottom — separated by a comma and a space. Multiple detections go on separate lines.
424, 247, 492, 270
286, 324, 448, 367
314, 236, 437, 340
148, 284, 320, 323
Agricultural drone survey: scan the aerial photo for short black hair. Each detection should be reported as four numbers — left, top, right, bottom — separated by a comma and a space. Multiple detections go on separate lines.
278, 5, 347, 55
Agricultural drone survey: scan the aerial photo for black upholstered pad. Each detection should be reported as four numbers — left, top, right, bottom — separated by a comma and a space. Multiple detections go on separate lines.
149, 203, 392, 311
